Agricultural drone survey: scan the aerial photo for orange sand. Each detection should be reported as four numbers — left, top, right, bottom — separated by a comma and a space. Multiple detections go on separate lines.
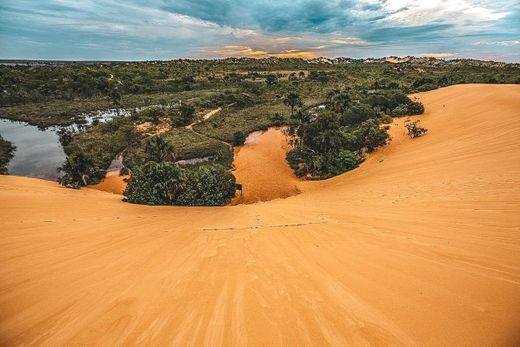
1, 84, 520, 345
232, 127, 300, 204
88, 175, 128, 195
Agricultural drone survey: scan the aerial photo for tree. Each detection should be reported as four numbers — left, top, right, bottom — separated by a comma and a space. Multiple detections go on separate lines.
283, 92, 303, 116
179, 104, 195, 124
265, 74, 278, 86
342, 104, 375, 126
145, 136, 175, 163
176, 165, 236, 206
107, 83, 121, 107
327, 89, 351, 114
353, 119, 389, 152
0, 135, 15, 175
233, 131, 247, 146
124, 162, 186, 205
58, 153, 100, 188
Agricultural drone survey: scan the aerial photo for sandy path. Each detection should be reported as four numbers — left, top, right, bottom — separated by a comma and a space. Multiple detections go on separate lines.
1, 84, 520, 346
186, 107, 221, 129
232, 127, 300, 204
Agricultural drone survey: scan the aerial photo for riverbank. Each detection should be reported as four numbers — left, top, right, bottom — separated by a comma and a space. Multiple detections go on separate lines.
1, 84, 519, 345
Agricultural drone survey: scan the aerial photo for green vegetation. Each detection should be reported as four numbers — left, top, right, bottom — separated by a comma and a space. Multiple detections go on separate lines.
2, 57, 519, 203
124, 161, 187, 205
124, 162, 235, 206
0, 135, 15, 174
286, 88, 403, 179
232, 131, 246, 146
57, 153, 102, 188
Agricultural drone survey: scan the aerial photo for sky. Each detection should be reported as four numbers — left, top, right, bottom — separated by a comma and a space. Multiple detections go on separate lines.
0, 0, 519, 62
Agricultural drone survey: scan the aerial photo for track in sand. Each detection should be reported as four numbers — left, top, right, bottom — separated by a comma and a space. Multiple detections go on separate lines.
1, 84, 519, 346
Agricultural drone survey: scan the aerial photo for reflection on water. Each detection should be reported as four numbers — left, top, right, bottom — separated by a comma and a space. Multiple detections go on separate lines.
0, 109, 130, 179
0, 119, 65, 179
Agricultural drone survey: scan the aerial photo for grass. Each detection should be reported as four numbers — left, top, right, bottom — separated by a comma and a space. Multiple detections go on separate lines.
123, 128, 233, 170
193, 103, 287, 142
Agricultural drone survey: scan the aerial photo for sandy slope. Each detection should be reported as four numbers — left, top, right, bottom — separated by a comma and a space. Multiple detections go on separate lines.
0, 84, 519, 346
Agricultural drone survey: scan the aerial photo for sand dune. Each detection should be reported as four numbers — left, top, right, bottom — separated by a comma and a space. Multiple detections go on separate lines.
1, 84, 519, 346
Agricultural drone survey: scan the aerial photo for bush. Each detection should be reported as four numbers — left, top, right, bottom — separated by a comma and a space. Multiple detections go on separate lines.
233, 131, 247, 146
124, 161, 186, 205
58, 153, 103, 188
407, 100, 425, 115
145, 136, 175, 162
270, 113, 285, 126
287, 146, 319, 177
405, 120, 428, 138
123, 162, 236, 206
352, 119, 390, 152
139, 106, 164, 124
323, 150, 360, 175
391, 104, 409, 116
286, 146, 360, 178
342, 104, 376, 125
176, 165, 236, 206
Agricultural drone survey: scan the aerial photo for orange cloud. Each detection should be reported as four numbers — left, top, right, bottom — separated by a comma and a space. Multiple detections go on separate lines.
208, 45, 319, 59
419, 52, 457, 58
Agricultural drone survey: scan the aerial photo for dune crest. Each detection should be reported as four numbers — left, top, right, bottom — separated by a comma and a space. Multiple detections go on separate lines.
1, 84, 520, 346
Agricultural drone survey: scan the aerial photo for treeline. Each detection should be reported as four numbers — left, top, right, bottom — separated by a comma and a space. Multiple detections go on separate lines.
2, 59, 519, 108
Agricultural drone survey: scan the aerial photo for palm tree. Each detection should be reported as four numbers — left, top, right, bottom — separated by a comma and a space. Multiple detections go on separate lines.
283, 92, 303, 116
58, 153, 97, 187
145, 136, 175, 163
327, 89, 351, 114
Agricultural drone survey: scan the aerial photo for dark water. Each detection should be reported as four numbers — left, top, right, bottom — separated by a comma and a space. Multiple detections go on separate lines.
0, 119, 65, 179
0, 110, 129, 179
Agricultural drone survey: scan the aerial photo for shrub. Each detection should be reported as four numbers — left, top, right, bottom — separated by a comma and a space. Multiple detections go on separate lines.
286, 147, 360, 178
179, 104, 195, 123
139, 106, 164, 124
124, 161, 186, 205
342, 104, 376, 125
58, 153, 102, 188
233, 131, 247, 146
324, 150, 360, 175
392, 104, 409, 116
176, 165, 236, 206
270, 113, 285, 126
287, 146, 319, 177
353, 119, 390, 152
405, 120, 428, 138
407, 100, 425, 115
124, 162, 236, 206
145, 136, 175, 162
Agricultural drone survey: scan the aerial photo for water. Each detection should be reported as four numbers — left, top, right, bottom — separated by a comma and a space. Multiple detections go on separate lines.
0, 119, 65, 179
0, 109, 130, 179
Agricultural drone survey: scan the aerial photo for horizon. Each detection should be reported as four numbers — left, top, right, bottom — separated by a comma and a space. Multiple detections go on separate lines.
1, 1, 519, 63
0, 54, 516, 64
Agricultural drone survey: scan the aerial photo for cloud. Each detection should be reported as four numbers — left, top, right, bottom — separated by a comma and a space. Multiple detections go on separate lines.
474, 40, 520, 46
208, 46, 318, 59
0, 0, 518, 61
418, 52, 457, 58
